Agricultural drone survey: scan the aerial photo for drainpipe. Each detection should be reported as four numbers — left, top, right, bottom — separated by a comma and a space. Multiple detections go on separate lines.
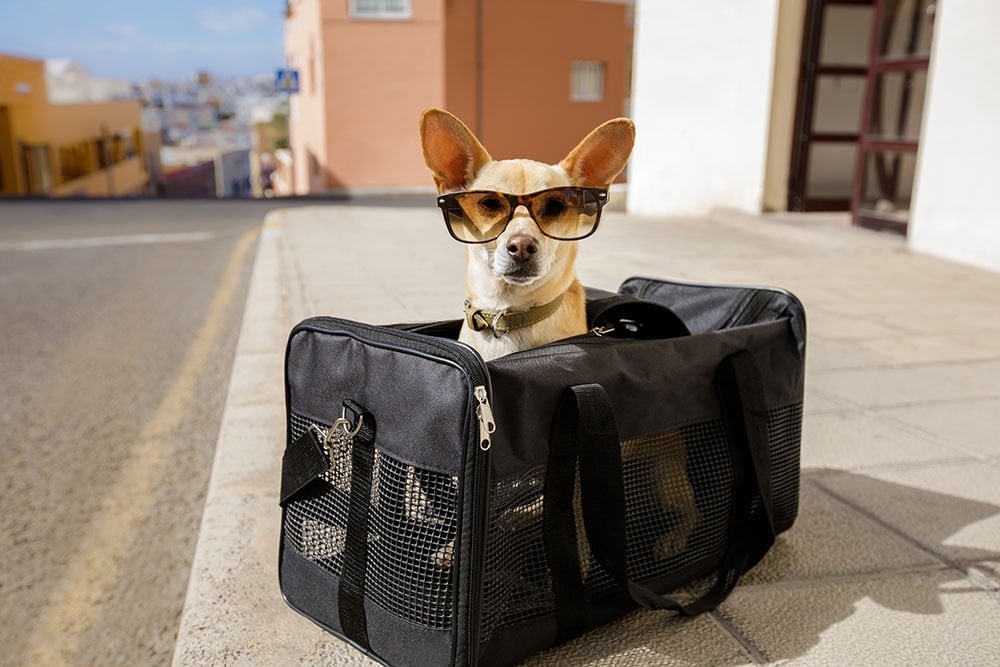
475, 0, 484, 138
101, 124, 115, 197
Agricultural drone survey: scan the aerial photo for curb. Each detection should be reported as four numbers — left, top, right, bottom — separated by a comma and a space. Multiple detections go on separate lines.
170, 211, 357, 664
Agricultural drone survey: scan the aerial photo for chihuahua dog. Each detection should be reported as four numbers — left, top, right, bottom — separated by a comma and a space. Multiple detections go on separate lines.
420, 108, 635, 361
416, 109, 700, 574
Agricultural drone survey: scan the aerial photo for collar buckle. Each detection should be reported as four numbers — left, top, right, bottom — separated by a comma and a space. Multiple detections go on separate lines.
464, 293, 565, 338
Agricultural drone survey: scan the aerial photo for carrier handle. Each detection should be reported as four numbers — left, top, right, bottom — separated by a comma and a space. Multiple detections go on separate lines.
545, 351, 775, 640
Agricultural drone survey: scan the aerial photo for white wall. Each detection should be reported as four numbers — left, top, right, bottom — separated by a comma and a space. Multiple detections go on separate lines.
628, 0, 780, 216
763, 0, 805, 211
909, 0, 1000, 272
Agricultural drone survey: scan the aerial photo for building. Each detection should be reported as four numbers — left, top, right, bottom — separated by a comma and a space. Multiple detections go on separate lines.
0, 54, 148, 197
249, 105, 291, 197
283, 0, 633, 195
160, 142, 252, 198
629, 0, 999, 273
45, 59, 134, 104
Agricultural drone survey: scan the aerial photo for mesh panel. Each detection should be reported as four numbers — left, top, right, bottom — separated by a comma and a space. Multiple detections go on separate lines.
283, 403, 802, 637
768, 403, 803, 528
480, 403, 802, 642
480, 466, 552, 636
284, 413, 459, 628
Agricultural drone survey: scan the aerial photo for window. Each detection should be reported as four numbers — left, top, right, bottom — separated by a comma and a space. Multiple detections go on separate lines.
112, 130, 137, 162
21, 144, 53, 195
95, 137, 112, 169
60, 141, 91, 182
349, 0, 411, 19
571, 62, 605, 102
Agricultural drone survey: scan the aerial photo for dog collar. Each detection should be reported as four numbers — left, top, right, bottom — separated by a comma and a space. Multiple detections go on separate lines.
464, 293, 566, 338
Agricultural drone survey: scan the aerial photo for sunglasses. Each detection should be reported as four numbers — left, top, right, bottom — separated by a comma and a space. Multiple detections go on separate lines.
436, 186, 609, 244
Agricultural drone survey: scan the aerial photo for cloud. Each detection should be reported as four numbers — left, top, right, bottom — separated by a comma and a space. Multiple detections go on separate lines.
197, 7, 269, 33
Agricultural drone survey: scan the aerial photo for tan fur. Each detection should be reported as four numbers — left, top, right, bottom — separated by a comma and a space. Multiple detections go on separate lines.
420, 108, 635, 361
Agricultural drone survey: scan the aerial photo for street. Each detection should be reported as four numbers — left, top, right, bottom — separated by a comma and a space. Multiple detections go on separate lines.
0, 200, 272, 665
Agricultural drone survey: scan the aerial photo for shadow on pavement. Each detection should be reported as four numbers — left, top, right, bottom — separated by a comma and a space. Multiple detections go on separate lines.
528, 469, 1000, 665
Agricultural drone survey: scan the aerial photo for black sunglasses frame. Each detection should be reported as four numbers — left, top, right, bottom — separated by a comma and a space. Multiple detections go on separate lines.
436, 186, 609, 244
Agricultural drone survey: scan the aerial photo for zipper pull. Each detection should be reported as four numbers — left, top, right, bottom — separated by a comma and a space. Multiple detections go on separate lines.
474, 385, 495, 451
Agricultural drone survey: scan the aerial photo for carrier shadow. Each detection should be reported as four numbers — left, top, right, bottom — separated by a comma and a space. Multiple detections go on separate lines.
527, 469, 1000, 665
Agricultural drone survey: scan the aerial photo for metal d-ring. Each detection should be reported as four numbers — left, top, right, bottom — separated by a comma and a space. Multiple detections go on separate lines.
491, 312, 511, 339
331, 410, 363, 438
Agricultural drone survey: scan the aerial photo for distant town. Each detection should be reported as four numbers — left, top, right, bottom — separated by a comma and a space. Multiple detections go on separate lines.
0, 54, 290, 199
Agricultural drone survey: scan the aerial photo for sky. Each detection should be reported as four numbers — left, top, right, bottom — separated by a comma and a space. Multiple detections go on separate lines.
0, 0, 287, 81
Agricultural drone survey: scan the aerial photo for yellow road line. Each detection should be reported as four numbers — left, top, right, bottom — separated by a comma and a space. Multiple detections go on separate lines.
27, 228, 259, 665
262, 209, 285, 229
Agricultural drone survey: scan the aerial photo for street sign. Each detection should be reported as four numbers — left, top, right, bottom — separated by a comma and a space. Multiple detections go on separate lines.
275, 69, 300, 94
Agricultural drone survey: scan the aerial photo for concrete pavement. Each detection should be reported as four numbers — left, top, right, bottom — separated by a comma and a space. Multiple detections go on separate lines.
172, 203, 1000, 665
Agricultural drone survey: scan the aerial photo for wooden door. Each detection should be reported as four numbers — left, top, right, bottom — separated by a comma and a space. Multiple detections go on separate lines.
789, 0, 874, 212
851, 0, 936, 233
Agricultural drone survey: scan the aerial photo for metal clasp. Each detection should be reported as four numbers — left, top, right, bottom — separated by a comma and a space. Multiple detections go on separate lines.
491, 312, 511, 339
330, 407, 363, 439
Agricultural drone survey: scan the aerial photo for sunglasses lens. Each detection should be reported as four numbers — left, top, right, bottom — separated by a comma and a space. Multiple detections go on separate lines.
443, 192, 511, 242
440, 188, 606, 243
530, 188, 603, 240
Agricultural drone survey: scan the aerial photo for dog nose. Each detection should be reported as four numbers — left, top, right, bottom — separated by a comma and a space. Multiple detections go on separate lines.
506, 235, 538, 261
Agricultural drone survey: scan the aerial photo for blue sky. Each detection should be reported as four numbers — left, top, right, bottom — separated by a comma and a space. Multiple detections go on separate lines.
0, 0, 286, 81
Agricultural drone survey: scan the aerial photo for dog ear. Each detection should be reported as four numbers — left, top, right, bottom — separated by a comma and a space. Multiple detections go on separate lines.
420, 108, 492, 192
559, 118, 635, 188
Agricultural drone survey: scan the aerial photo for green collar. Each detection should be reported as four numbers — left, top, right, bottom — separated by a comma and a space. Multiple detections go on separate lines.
464, 293, 566, 338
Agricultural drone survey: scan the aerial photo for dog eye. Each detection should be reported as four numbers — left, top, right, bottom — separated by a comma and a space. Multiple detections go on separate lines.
540, 197, 567, 218
478, 195, 504, 213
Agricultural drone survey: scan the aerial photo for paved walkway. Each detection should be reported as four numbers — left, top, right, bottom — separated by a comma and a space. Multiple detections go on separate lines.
173, 204, 1000, 666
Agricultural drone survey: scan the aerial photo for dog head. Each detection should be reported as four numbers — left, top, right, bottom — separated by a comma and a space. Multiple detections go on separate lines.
420, 109, 635, 302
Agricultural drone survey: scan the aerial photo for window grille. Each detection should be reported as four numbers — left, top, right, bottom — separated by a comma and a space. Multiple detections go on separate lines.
571, 61, 605, 102
350, 0, 411, 19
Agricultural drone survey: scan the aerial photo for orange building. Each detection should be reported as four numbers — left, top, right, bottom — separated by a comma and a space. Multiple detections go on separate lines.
283, 0, 633, 195
0, 54, 149, 197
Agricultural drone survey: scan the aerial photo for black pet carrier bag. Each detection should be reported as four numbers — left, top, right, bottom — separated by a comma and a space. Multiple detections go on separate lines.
279, 276, 806, 667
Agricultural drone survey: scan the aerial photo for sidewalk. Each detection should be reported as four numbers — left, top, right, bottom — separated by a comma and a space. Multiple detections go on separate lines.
172, 204, 1000, 666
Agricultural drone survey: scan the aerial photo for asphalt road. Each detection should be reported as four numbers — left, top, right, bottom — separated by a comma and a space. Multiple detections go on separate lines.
0, 200, 283, 666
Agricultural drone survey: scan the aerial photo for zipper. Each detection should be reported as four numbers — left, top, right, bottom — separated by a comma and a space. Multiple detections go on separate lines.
292, 317, 493, 666
736, 290, 771, 327
722, 289, 773, 329
298, 316, 490, 387
474, 385, 495, 450
467, 385, 493, 666
628, 276, 802, 329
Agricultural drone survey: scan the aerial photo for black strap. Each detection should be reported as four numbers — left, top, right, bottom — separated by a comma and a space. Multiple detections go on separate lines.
715, 350, 775, 573
545, 350, 775, 634
280, 427, 330, 507
544, 384, 615, 643
338, 401, 377, 651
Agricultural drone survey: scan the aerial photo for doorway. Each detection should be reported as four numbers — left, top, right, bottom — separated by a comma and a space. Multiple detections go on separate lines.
789, 0, 936, 234
852, 0, 935, 233
789, 0, 872, 213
